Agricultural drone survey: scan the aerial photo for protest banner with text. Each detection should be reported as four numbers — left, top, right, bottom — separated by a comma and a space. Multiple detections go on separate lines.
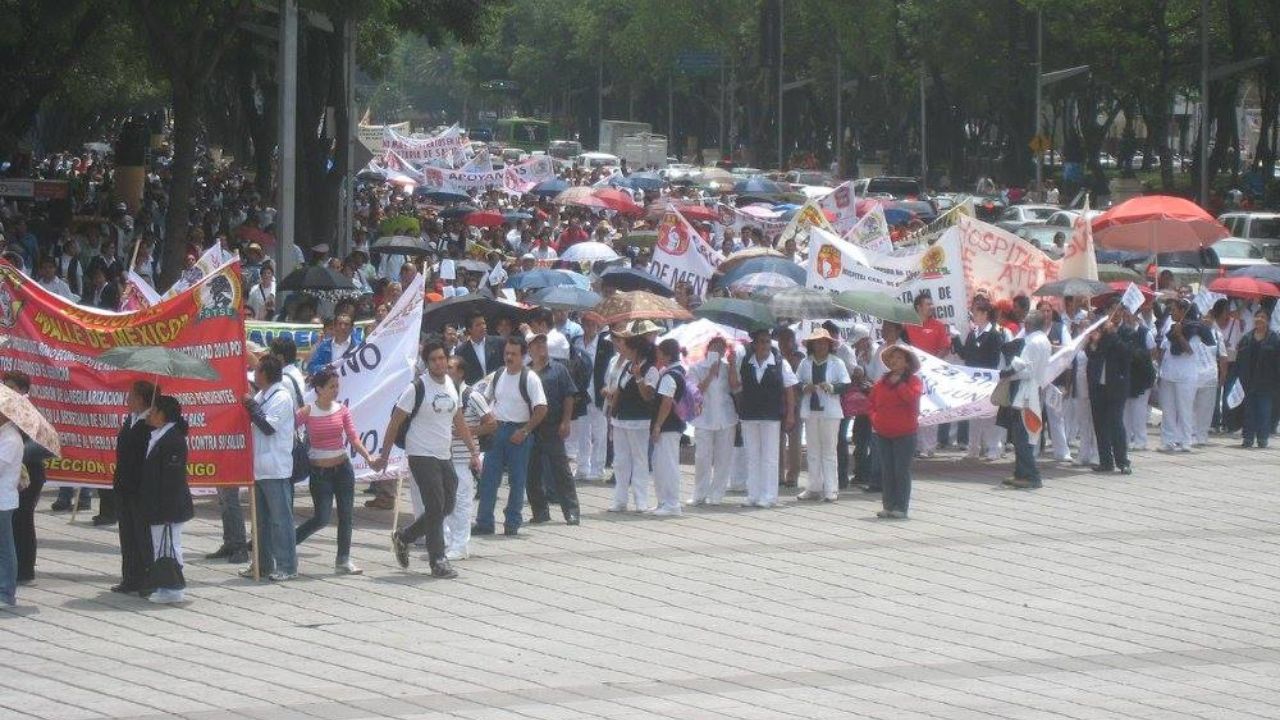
649, 207, 722, 298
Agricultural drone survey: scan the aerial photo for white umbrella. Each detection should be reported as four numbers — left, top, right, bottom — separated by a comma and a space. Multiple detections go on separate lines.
658, 318, 751, 365
559, 241, 620, 263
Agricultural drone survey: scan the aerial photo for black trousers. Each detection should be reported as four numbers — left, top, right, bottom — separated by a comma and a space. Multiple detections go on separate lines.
97, 489, 117, 519
400, 456, 457, 562
14, 475, 44, 581
1090, 390, 1129, 470
117, 493, 153, 589
836, 418, 852, 488
527, 428, 580, 517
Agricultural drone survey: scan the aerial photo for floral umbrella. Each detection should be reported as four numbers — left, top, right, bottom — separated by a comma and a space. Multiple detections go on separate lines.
595, 290, 692, 324
0, 383, 60, 456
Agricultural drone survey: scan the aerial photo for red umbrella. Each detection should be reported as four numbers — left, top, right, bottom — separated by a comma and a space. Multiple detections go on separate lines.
645, 200, 718, 223
554, 186, 609, 210
1091, 281, 1156, 309
1091, 195, 1228, 253
1207, 276, 1280, 300
463, 209, 506, 228
591, 188, 644, 216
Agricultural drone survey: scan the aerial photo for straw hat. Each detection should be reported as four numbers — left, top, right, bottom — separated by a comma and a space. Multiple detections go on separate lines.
879, 343, 920, 374
803, 327, 835, 349
615, 319, 663, 338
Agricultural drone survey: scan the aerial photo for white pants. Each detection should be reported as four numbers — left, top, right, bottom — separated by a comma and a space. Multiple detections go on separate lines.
965, 416, 1005, 459
1124, 389, 1151, 449
574, 404, 609, 480
443, 459, 475, 557
150, 522, 185, 601
730, 436, 748, 491
804, 417, 841, 498
693, 426, 734, 503
1158, 379, 1196, 449
1072, 396, 1098, 465
1046, 397, 1071, 459
1191, 384, 1217, 445
740, 420, 781, 506
612, 425, 651, 511
651, 432, 682, 513
916, 424, 937, 454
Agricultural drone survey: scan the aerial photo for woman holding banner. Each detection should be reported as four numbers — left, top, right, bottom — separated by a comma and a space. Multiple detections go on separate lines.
294, 367, 375, 575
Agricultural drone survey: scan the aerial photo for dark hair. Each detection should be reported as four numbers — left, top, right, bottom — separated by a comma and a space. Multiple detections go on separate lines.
269, 336, 297, 364
1013, 294, 1031, 313
821, 320, 840, 336
310, 366, 338, 389
505, 333, 528, 355
627, 335, 656, 365
531, 307, 553, 326
912, 292, 932, 309
131, 380, 157, 405
422, 339, 448, 363
466, 312, 486, 331
2, 370, 30, 393
657, 338, 683, 362
258, 354, 283, 384
153, 395, 189, 435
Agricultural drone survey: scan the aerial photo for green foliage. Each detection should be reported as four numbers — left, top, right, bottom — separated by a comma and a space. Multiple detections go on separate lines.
379, 214, 422, 237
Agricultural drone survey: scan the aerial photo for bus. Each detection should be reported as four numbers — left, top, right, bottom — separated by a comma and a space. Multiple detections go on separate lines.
493, 117, 550, 153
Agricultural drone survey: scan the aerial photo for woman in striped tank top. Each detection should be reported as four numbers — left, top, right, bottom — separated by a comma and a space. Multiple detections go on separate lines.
295, 367, 374, 574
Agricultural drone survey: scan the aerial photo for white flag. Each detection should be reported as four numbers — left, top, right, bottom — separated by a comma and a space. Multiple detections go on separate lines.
1121, 282, 1145, 314
648, 205, 722, 298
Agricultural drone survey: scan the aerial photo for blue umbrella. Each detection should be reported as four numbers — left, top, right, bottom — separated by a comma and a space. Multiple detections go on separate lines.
508, 269, 579, 291
610, 171, 664, 191
599, 266, 675, 297
773, 203, 801, 219
883, 207, 914, 226
529, 285, 602, 311
718, 257, 806, 288
416, 188, 471, 204
1095, 249, 1149, 264
503, 210, 533, 221
531, 178, 570, 198
733, 175, 785, 195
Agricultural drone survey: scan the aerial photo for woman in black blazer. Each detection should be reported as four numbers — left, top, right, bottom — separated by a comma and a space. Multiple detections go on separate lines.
140, 395, 194, 604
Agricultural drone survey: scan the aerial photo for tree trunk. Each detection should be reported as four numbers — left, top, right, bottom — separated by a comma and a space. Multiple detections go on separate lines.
159, 85, 199, 290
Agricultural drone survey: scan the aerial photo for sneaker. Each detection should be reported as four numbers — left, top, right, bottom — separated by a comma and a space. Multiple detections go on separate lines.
822, 495, 837, 503
606, 505, 627, 513
445, 549, 469, 561
685, 498, 708, 507
391, 533, 410, 568
228, 547, 250, 565
91, 514, 117, 527
1177, 445, 1193, 453
49, 499, 71, 512
1119, 465, 1133, 475
740, 500, 760, 508
1158, 445, 1177, 453
238, 566, 260, 579
888, 510, 908, 519
430, 559, 458, 579
364, 496, 395, 510
149, 589, 184, 604
652, 506, 681, 517
876, 510, 892, 518
267, 571, 297, 582
795, 490, 820, 501
471, 524, 495, 535
335, 559, 363, 575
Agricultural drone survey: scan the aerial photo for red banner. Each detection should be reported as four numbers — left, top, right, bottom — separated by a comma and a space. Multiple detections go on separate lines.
0, 260, 253, 487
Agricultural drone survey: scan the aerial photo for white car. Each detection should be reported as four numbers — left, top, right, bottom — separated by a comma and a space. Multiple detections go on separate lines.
995, 204, 1059, 232
1046, 209, 1102, 229
1218, 212, 1280, 261
575, 152, 621, 171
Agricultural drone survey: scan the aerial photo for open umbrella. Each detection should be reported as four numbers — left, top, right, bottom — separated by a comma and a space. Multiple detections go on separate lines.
717, 256, 806, 288
559, 241, 620, 263
508, 269, 580, 291
1097, 263, 1145, 283
600, 267, 674, 297
1227, 265, 1280, 283
439, 204, 479, 220
1092, 195, 1228, 253
0, 383, 60, 456
733, 175, 785, 195
456, 259, 491, 274
98, 346, 222, 381
694, 297, 776, 333
422, 294, 531, 332
717, 247, 786, 275
278, 266, 356, 292
595, 290, 692, 324
464, 209, 507, 228
592, 188, 644, 216
625, 230, 658, 248
1032, 278, 1112, 297
763, 287, 853, 321
554, 186, 609, 210
372, 235, 432, 257
416, 189, 471, 204
503, 210, 533, 222
832, 291, 920, 325
1207, 276, 1280, 300
528, 285, 602, 311
728, 272, 800, 294
530, 178, 570, 198
622, 171, 665, 191
645, 200, 718, 223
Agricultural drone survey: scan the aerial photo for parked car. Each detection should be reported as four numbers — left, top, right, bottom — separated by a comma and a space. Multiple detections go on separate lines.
995, 204, 1060, 232
1210, 238, 1271, 274
1218, 212, 1280, 262
1047, 209, 1102, 229
575, 152, 621, 171
661, 163, 699, 182
785, 170, 835, 187
1140, 248, 1221, 291
547, 140, 583, 160
1016, 223, 1069, 253
853, 176, 925, 199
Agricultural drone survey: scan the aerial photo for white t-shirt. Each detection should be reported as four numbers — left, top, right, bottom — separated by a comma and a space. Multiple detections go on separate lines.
488, 367, 547, 423
396, 373, 458, 460
689, 357, 737, 430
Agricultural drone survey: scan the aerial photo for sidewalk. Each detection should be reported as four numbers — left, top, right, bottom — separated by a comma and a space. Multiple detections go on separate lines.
3, 437, 1278, 720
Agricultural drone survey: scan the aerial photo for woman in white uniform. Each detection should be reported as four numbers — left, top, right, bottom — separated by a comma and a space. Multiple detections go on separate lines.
688, 337, 737, 505
795, 328, 850, 501
608, 323, 660, 513
650, 339, 688, 515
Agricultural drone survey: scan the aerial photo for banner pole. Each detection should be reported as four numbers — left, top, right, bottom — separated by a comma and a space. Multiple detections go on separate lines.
389, 471, 404, 544
248, 483, 260, 582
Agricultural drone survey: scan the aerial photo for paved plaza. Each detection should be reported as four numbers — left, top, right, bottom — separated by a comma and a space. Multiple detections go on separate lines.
3, 437, 1279, 720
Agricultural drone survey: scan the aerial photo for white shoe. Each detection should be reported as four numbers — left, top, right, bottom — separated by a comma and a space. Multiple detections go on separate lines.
652, 506, 681, 517
795, 490, 821, 501
1178, 445, 1193, 453
238, 566, 260, 579
685, 498, 707, 506
268, 571, 297, 582
823, 494, 838, 502
757, 500, 779, 508
606, 505, 627, 513
335, 559, 363, 575
445, 549, 469, 561
149, 589, 184, 604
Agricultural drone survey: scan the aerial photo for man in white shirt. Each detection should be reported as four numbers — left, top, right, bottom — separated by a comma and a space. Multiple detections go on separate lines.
373, 340, 479, 578
728, 329, 798, 508
473, 335, 548, 536
1006, 313, 1052, 489
35, 258, 78, 302
240, 355, 298, 581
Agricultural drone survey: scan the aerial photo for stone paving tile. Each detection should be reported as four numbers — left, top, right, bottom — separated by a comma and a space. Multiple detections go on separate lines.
1, 437, 1277, 719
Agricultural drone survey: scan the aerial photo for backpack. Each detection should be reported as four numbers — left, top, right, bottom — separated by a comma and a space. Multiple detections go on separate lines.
484, 367, 532, 414
1128, 326, 1156, 397
666, 366, 702, 423
393, 378, 426, 450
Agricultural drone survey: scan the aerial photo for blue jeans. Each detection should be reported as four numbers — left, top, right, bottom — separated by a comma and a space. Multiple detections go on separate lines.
254, 478, 297, 575
1242, 392, 1273, 447
875, 433, 916, 513
295, 461, 355, 560
1010, 412, 1041, 485
476, 422, 534, 532
0, 509, 15, 605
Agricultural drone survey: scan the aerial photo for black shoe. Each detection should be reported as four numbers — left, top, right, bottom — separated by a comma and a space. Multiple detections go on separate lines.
564, 510, 580, 526
1090, 465, 1115, 473
75, 500, 92, 512
228, 547, 250, 564
205, 544, 235, 560
137, 589, 153, 598
110, 583, 138, 594
529, 511, 552, 524
50, 500, 71, 512
471, 524, 495, 536
91, 514, 117, 527
1119, 465, 1133, 475
862, 485, 882, 493
391, 532, 409, 569
503, 525, 519, 536
430, 558, 458, 579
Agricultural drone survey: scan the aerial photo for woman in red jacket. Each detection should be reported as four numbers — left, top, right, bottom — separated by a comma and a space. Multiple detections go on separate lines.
870, 345, 925, 519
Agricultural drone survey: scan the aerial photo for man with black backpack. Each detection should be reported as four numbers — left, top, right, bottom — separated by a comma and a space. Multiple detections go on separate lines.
474, 335, 548, 537
524, 330, 581, 526
372, 340, 480, 579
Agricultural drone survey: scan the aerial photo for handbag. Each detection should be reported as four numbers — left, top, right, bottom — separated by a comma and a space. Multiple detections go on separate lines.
146, 524, 185, 591
290, 426, 310, 483
840, 386, 871, 417
989, 377, 1013, 408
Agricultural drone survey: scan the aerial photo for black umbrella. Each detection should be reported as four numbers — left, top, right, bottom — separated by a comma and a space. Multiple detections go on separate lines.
277, 266, 356, 292
421, 294, 531, 332
439, 205, 479, 220
599, 267, 674, 297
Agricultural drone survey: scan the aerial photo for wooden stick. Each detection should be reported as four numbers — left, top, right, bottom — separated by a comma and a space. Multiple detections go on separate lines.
248, 484, 260, 582
388, 471, 403, 546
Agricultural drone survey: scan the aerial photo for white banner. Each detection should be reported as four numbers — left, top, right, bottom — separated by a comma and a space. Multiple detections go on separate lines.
504, 154, 558, 191
778, 199, 835, 252
842, 205, 893, 254
649, 206, 722, 298
716, 203, 787, 242
907, 347, 999, 427
330, 273, 426, 479
164, 245, 238, 300
818, 181, 858, 234
1042, 315, 1107, 386
358, 121, 410, 152
381, 124, 469, 165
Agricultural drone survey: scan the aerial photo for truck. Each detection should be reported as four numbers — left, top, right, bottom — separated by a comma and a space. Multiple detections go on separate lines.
599, 119, 650, 154
615, 132, 669, 169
